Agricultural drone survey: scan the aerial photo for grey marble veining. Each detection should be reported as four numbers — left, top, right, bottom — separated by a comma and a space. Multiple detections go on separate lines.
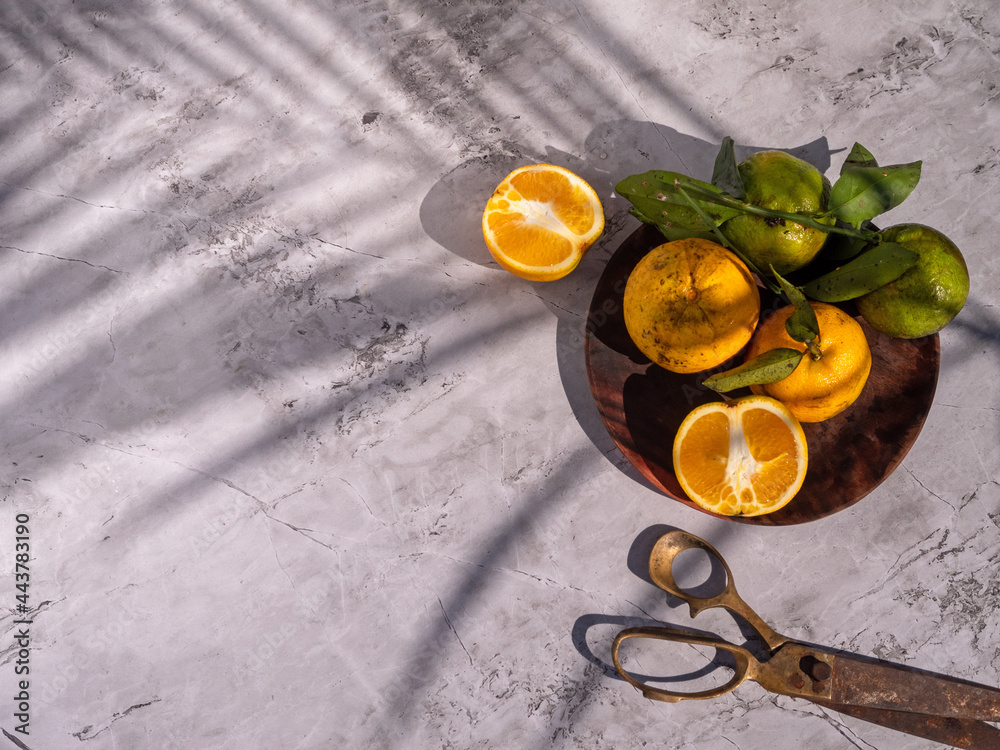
1, 0, 999, 747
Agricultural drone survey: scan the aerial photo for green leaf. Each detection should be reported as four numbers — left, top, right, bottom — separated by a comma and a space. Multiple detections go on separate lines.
801, 241, 919, 302
711, 136, 745, 199
842, 142, 878, 169
626, 209, 718, 242
615, 171, 742, 235
827, 160, 922, 229
773, 269, 819, 343
702, 348, 804, 393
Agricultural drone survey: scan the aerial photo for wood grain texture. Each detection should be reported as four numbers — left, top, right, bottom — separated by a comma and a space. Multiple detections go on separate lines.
584, 224, 941, 525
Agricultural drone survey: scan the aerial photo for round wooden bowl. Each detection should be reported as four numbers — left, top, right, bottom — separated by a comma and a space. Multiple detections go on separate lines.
584, 224, 940, 525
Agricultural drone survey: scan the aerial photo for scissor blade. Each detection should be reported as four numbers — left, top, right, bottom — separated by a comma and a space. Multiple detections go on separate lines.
831, 653, 1000, 723
820, 702, 1000, 749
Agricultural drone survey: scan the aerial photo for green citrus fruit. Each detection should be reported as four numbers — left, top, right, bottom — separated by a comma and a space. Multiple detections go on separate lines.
720, 150, 833, 276
855, 224, 969, 339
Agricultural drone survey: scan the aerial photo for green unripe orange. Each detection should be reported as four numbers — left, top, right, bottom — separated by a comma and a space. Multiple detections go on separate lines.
856, 224, 969, 339
720, 150, 833, 276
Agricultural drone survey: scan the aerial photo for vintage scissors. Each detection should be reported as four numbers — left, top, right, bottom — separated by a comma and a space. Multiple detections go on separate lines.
612, 530, 1000, 748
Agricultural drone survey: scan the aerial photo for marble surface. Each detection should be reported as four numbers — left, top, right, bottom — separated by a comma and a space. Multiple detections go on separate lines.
1, 0, 999, 747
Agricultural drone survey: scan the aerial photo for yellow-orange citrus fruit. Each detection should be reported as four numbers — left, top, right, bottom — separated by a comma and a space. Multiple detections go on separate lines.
481, 164, 604, 281
745, 301, 871, 423
672, 395, 808, 517
623, 238, 760, 374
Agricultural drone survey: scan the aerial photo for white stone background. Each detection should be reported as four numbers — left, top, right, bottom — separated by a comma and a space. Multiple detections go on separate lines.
1, 0, 999, 748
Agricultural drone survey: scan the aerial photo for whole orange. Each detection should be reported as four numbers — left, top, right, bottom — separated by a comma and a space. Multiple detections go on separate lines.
623, 238, 761, 374
744, 301, 871, 423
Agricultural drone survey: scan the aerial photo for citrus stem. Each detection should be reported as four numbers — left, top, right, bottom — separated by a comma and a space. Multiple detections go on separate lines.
674, 183, 783, 295
806, 338, 823, 360
677, 180, 880, 243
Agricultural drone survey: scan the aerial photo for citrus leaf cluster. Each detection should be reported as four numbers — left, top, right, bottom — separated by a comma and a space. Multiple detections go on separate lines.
827, 144, 922, 229
615, 137, 922, 299
615, 137, 928, 394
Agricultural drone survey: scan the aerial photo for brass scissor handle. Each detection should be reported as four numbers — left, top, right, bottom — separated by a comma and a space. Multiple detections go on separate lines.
648, 530, 787, 651
611, 625, 756, 702
613, 625, 839, 703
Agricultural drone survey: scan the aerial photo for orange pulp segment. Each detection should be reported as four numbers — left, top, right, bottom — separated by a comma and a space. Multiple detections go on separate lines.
672, 395, 808, 517
482, 164, 604, 281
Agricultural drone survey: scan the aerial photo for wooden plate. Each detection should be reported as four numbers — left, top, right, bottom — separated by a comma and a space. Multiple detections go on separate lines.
584, 224, 940, 525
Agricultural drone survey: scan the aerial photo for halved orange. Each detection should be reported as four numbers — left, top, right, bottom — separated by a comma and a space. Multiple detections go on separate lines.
482, 164, 604, 281
672, 395, 808, 517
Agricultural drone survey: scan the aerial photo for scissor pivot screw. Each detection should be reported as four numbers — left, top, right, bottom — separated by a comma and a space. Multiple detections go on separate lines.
799, 655, 832, 683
